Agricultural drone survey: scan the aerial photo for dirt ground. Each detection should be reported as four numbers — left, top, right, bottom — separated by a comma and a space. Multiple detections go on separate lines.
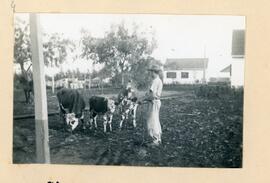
13, 87, 243, 167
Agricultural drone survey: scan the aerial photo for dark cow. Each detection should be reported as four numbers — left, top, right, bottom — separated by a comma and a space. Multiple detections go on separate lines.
56, 88, 86, 131
117, 87, 140, 129
88, 96, 116, 132
19, 76, 34, 104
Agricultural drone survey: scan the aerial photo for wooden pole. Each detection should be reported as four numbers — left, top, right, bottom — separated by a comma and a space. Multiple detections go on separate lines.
51, 62, 55, 94
52, 74, 55, 94
30, 13, 51, 164
203, 45, 206, 84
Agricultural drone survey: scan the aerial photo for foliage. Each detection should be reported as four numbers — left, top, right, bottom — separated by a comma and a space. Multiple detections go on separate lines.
129, 56, 162, 89
195, 84, 244, 101
80, 24, 157, 86
14, 17, 32, 73
43, 33, 75, 67
14, 17, 75, 76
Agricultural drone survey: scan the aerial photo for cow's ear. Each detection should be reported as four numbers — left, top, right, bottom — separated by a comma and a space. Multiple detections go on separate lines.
59, 104, 67, 114
111, 96, 117, 101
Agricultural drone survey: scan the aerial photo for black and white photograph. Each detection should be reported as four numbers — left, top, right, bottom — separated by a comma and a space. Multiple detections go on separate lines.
13, 13, 245, 168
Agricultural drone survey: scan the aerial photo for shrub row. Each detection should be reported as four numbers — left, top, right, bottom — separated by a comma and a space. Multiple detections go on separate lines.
195, 84, 244, 100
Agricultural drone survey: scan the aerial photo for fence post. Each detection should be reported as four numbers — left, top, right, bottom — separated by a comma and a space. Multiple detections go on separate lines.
30, 13, 51, 163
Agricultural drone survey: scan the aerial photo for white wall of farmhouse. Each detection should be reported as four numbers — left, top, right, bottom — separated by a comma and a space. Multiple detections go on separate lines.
231, 58, 244, 87
163, 70, 204, 84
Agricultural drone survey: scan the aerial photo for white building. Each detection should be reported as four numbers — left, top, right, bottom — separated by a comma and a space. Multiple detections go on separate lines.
221, 30, 245, 87
163, 58, 208, 84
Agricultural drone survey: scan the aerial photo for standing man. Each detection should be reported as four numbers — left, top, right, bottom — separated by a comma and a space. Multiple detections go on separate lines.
144, 64, 163, 146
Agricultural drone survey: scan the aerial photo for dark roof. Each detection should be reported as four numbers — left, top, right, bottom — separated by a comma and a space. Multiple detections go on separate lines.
232, 30, 245, 57
220, 65, 231, 72
164, 58, 208, 70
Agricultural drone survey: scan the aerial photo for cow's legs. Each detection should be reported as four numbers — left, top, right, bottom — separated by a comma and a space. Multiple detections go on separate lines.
81, 118, 85, 130
24, 90, 29, 104
108, 114, 113, 132
59, 110, 64, 125
119, 108, 133, 129
89, 116, 93, 129
124, 109, 130, 127
89, 117, 93, 129
94, 116, 98, 129
89, 111, 97, 130
103, 115, 108, 133
27, 91, 31, 104
29, 91, 34, 104
119, 113, 125, 129
125, 110, 129, 120
89, 111, 93, 129
59, 109, 67, 132
80, 113, 85, 130
132, 104, 138, 128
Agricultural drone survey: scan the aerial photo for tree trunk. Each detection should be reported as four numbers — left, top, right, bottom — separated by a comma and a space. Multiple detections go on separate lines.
52, 74, 55, 94
120, 63, 125, 87
101, 81, 104, 95
89, 74, 91, 89
121, 73, 124, 86
51, 62, 55, 93
19, 62, 26, 78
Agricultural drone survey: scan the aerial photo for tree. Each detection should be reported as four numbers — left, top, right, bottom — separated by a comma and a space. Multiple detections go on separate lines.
43, 33, 75, 67
43, 33, 75, 93
14, 17, 76, 93
14, 17, 32, 79
129, 56, 163, 89
97, 66, 112, 92
14, 17, 35, 104
80, 23, 157, 86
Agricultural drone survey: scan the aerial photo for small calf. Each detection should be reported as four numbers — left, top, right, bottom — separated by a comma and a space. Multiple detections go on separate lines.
119, 97, 139, 129
117, 88, 139, 129
88, 96, 116, 132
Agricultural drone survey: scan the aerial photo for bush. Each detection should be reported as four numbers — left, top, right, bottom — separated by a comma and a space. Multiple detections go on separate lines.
195, 84, 244, 100
163, 84, 201, 92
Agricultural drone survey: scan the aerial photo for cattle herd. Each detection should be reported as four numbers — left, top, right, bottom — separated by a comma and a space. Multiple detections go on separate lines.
56, 87, 141, 133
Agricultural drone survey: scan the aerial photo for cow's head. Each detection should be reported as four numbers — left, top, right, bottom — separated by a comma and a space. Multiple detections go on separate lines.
65, 113, 79, 131
116, 93, 125, 105
126, 88, 133, 99
116, 88, 133, 104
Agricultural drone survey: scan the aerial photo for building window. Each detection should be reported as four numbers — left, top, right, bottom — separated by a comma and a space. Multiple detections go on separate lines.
166, 72, 177, 78
181, 72, 189, 78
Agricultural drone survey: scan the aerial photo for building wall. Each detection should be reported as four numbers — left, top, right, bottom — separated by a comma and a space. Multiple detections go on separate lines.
46, 80, 52, 87
231, 58, 245, 87
48, 78, 85, 89
163, 70, 204, 84
218, 71, 231, 78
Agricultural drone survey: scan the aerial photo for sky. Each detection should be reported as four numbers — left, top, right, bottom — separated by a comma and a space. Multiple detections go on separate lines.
15, 13, 245, 78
